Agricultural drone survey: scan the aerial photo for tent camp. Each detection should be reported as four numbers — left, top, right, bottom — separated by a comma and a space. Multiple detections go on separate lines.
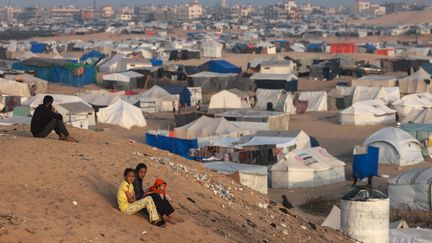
139, 85, 179, 113
352, 86, 400, 105
392, 93, 432, 119
174, 116, 241, 139
202, 39, 223, 58
208, 89, 250, 110
388, 167, 432, 210
97, 99, 147, 129
340, 100, 396, 125
398, 68, 432, 94
203, 162, 268, 194
102, 71, 145, 90
364, 127, 423, 166
271, 147, 345, 189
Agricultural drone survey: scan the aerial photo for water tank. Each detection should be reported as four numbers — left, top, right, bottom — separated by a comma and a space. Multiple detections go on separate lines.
340, 187, 389, 243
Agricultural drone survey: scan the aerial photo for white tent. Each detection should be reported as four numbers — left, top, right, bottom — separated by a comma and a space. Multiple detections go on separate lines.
23, 94, 85, 109
208, 89, 250, 110
56, 101, 96, 129
139, 85, 179, 113
352, 86, 400, 105
390, 228, 432, 243
398, 68, 432, 94
392, 93, 432, 119
351, 75, 398, 87
0, 79, 31, 98
388, 167, 432, 210
259, 56, 295, 74
321, 205, 341, 230
79, 90, 121, 107
271, 147, 345, 189
202, 39, 223, 58
364, 127, 423, 166
203, 161, 268, 194
255, 88, 290, 112
174, 116, 241, 139
402, 108, 432, 124
97, 100, 146, 129
298, 91, 328, 112
340, 100, 396, 125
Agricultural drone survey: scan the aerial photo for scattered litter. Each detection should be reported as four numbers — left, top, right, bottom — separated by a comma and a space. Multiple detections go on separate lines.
141, 231, 147, 234
186, 197, 196, 204
300, 225, 307, 230
72, 201, 78, 206
308, 222, 317, 230
128, 139, 136, 143
280, 223, 287, 228
221, 205, 225, 208
270, 215, 275, 219
246, 219, 257, 228
132, 152, 143, 156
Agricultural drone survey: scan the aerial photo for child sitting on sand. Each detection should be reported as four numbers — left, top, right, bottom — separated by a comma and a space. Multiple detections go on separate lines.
148, 179, 184, 224
117, 168, 166, 227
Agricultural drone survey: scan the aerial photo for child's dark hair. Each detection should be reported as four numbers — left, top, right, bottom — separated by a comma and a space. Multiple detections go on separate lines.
123, 168, 135, 177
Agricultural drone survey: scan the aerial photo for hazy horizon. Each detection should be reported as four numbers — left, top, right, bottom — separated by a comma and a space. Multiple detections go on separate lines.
1, 0, 429, 8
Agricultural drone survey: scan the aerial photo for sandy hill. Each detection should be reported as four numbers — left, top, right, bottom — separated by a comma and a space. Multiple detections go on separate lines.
347, 8, 432, 26
0, 125, 348, 243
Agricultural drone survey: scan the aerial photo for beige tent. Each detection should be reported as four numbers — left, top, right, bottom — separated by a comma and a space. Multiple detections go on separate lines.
4, 74, 48, 94
399, 68, 432, 94
174, 116, 241, 139
402, 108, 432, 124
0, 78, 31, 97
208, 89, 250, 110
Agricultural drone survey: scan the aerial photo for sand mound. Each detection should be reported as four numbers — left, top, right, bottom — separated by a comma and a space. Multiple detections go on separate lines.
347, 9, 432, 26
0, 125, 348, 242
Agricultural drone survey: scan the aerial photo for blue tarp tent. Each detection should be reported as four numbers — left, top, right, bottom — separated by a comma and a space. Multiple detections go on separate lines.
353, 146, 379, 180
306, 43, 325, 53
145, 133, 198, 160
12, 58, 97, 87
422, 63, 432, 75
30, 42, 47, 54
80, 50, 105, 63
363, 43, 377, 53
200, 60, 241, 74
161, 84, 191, 106
150, 59, 163, 66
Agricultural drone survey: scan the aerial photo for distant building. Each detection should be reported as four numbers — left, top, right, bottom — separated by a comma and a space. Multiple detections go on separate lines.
50, 5, 81, 22
353, 0, 385, 16
177, 2, 202, 20
265, 0, 298, 20
102, 5, 113, 18
116, 5, 134, 21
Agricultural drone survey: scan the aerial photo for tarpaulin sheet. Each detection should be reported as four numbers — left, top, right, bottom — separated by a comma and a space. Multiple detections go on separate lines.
353, 145, 379, 180
145, 133, 198, 160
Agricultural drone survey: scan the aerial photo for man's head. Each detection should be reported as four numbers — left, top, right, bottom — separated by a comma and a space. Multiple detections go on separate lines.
43, 95, 54, 106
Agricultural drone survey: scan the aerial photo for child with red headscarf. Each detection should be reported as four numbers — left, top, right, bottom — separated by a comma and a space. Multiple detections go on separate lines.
148, 179, 184, 223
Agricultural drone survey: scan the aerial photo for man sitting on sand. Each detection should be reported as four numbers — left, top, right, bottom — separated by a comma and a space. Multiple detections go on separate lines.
30, 95, 78, 142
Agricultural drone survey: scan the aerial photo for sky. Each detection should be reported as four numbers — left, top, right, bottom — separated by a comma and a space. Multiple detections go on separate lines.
2, 0, 426, 8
